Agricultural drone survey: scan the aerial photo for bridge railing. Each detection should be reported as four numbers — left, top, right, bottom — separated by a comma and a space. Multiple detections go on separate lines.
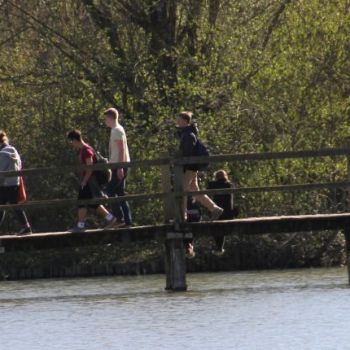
0, 147, 349, 227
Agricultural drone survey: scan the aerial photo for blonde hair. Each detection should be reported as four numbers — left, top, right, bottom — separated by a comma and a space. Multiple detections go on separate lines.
104, 108, 119, 121
214, 169, 229, 181
178, 111, 193, 124
0, 130, 8, 144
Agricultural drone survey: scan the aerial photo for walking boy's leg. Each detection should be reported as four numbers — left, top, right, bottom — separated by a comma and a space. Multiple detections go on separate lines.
106, 171, 124, 222
189, 172, 224, 221
0, 188, 7, 227
183, 170, 196, 221
7, 186, 31, 233
115, 169, 132, 225
96, 205, 117, 228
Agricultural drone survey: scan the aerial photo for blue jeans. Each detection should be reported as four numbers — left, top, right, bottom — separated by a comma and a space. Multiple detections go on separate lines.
106, 168, 132, 225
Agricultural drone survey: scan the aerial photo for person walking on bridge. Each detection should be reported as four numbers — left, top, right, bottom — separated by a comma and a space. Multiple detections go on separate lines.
67, 130, 116, 232
0, 131, 32, 235
176, 111, 223, 223
104, 108, 132, 227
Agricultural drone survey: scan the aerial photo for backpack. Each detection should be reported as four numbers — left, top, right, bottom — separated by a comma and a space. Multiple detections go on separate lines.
94, 150, 112, 185
0, 145, 21, 186
192, 138, 210, 171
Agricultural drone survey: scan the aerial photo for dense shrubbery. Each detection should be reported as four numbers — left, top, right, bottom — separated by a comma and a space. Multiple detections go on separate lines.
0, 1, 349, 238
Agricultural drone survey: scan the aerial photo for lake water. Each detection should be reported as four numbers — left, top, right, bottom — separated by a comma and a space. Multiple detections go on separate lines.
0, 268, 349, 350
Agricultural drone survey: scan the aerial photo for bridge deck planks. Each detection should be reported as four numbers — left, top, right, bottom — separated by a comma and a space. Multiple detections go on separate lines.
1, 213, 350, 252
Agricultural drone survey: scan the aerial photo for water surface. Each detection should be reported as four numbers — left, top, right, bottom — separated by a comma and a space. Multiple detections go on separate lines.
0, 268, 349, 350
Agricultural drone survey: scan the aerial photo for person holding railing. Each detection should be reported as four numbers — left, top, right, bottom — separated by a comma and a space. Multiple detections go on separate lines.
67, 130, 116, 232
104, 108, 133, 227
0, 131, 32, 235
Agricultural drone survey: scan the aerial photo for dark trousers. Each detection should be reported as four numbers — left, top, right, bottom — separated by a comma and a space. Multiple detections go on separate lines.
0, 186, 29, 227
106, 168, 132, 225
77, 175, 104, 209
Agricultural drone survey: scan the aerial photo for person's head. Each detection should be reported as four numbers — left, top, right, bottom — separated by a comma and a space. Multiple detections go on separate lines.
67, 129, 83, 149
214, 169, 229, 182
176, 111, 193, 128
0, 130, 9, 146
104, 108, 119, 128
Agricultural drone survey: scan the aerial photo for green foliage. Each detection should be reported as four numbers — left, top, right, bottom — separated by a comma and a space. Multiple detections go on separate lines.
0, 0, 350, 232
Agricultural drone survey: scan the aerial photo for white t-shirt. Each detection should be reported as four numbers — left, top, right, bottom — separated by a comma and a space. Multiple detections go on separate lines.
109, 124, 130, 163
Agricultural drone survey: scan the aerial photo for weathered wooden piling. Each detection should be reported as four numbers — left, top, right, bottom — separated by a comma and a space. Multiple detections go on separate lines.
163, 160, 188, 291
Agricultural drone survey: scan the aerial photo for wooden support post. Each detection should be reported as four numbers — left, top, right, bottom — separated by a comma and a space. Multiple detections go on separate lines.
345, 141, 350, 283
165, 232, 187, 291
173, 162, 185, 230
160, 153, 173, 223
164, 161, 188, 291
344, 228, 350, 284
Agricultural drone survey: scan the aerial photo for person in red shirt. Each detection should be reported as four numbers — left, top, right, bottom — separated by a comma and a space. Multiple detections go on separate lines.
67, 130, 116, 232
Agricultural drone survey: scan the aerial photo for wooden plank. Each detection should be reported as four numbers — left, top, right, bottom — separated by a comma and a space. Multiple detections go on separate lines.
0, 180, 348, 212
0, 224, 171, 252
174, 148, 348, 165
0, 192, 168, 211
188, 213, 350, 236
183, 181, 350, 197
0, 157, 171, 177
0, 148, 346, 178
1, 213, 350, 252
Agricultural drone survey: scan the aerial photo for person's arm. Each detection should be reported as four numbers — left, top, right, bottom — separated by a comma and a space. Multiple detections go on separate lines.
81, 156, 93, 188
0, 153, 9, 186
229, 182, 234, 210
181, 133, 196, 157
114, 138, 126, 180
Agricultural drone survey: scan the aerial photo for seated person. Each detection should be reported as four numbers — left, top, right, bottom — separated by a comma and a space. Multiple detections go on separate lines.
208, 170, 236, 255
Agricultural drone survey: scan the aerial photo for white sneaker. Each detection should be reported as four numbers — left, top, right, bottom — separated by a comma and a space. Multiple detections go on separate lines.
104, 216, 117, 229
68, 226, 86, 233
212, 249, 225, 256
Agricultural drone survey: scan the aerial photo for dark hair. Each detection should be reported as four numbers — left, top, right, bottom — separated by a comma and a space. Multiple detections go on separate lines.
178, 111, 193, 124
67, 129, 82, 142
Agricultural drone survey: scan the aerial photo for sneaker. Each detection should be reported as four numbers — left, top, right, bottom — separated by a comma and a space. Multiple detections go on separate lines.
210, 207, 224, 221
212, 249, 225, 256
185, 243, 196, 259
68, 226, 86, 233
114, 221, 126, 229
104, 216, 117, 229
17, 227, 32, 236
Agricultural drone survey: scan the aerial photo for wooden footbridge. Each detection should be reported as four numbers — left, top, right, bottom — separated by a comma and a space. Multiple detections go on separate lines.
1, 147, 350, 291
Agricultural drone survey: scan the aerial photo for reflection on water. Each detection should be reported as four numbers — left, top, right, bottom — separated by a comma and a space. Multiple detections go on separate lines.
0, 268, 349, 350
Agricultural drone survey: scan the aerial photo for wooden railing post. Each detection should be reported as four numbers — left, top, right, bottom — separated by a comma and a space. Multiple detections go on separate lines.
164, 157, 187, 291
344, 138, 350, 283
160, 153, 173, 223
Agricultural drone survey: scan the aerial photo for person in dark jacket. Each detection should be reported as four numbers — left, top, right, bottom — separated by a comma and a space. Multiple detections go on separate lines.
0, 131, 32, 235
176, 111, 223, 258
176, 111, 223, 223
208, 170, 235, 255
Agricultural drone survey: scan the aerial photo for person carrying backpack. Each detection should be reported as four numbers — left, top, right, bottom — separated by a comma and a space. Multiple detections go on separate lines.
67, 130, 116, 232
176, 111, 223, 223
0, 130, 32, 235
208, 170, 237, 255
